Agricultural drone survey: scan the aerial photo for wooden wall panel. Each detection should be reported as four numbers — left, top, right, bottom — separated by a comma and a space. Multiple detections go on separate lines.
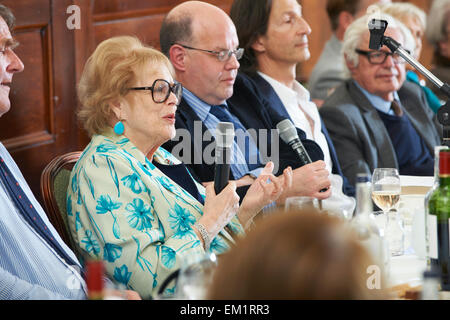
1, 0, 80, 204
94, 14, 168, 49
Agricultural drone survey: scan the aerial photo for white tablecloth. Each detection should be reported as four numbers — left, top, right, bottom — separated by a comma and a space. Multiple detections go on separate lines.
388, 254, 426, 287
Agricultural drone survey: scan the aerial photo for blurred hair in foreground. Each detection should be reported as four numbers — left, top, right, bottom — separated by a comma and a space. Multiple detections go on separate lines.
208, 208, 388, 300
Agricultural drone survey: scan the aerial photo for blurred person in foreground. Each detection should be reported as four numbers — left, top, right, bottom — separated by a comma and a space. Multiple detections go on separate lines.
208, 208, 387, 299
0, 4, 139, 300
425, 0, 450, 101
160, 1, 332, 204
379, 2, 442, 114
319, 13, 442, 186
67, 35, 286, 299
307, 0, 391, 106
230, 0, 356, 216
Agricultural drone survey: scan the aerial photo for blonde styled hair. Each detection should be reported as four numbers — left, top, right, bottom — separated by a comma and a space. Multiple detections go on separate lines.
77, 36, 174, 136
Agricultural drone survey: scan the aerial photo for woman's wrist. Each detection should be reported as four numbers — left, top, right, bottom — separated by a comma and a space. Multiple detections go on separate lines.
193, 222, 211, 251
237, 207, 254, 230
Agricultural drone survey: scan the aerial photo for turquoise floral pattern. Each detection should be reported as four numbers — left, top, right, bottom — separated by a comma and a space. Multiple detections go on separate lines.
121, 173, 146, 194
66, 132, 243, 299
114, 265, 132, 285
168, 203, 196, 239
126, 198, 154, 231
104, 243, 122, 263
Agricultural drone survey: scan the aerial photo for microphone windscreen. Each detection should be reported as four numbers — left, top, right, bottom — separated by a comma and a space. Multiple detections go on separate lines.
215, 122, 234, 148
368, 19, 388, 50
276, 119, 299, 144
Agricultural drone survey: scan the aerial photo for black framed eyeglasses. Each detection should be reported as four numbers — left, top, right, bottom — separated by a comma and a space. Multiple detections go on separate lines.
128, 79, 183, 104
355, 49, 410, 64
176, 44, 244, 62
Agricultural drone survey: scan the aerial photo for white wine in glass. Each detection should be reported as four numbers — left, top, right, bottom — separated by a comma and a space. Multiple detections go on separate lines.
371, 168, 401, 213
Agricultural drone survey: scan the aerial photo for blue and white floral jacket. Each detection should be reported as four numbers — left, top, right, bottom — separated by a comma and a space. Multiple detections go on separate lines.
67, 130, 244, 298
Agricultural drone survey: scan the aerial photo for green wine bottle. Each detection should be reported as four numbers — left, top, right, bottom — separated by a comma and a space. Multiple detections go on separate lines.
427, 150, 450, 291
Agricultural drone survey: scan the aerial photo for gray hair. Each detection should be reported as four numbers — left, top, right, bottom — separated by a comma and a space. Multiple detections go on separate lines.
342, 11, 414, 78
425, 0, 450, 46
0, 5, 15, 31
378, 2, 426, 31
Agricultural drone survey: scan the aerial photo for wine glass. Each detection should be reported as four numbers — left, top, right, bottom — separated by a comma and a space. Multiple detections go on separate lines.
285, 196, 319, 211
371, 168, 401, 213
371, 168, 404, 256
175, 251, 218, 300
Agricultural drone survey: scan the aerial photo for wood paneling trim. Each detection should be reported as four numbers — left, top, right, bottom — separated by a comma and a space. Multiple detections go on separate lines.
3, 131, 55, 151
93, 7, 172, 23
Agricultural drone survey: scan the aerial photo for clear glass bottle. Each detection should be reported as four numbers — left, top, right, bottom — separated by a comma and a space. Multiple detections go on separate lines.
351, 173, 388, 272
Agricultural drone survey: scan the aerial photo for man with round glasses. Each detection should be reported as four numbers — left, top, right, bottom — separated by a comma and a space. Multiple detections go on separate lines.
319, 12, 442, 185
160, 1, 332, 204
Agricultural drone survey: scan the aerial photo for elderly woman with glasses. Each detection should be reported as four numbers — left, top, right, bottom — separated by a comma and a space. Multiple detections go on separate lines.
67, 36, 288, 299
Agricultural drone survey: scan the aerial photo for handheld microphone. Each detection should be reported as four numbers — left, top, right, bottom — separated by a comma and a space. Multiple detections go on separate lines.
277, 119, 328, 195
368, 19, 388, 50
214, 122, 234, 194
277, 119, 312, 166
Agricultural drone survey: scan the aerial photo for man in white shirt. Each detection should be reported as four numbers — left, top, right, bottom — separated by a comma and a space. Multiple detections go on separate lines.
230, 0, 355, 205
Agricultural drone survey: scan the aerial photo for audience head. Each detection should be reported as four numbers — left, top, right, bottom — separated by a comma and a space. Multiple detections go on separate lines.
0, 5, 24, 117
342, 13, 412, 101
230, 0, 311, 74
160, 1, 241, 106
77, 36, 179, 151
326, 0, 391, 35
208, 208, 385, 299
426, 0, 450, 59
379, 2, 426, 60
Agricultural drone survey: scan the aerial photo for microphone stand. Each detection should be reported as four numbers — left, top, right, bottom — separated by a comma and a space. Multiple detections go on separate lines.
374, 28, 450, 147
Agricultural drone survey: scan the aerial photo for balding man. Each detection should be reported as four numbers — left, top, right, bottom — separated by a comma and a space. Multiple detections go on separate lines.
319, 13, 442, 186
160, 1, 332, 202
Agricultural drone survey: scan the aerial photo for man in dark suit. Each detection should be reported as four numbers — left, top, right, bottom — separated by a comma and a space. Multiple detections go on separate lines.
319, 13, 442, 186
159, 1, 332, 201
230, 0, 355, 198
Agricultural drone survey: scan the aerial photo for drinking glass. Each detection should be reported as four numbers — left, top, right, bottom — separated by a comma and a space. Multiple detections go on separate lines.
371, 168, 401, 214
175, 252, 218, 300
371, 168, 404, 256
285, 196, 319, 211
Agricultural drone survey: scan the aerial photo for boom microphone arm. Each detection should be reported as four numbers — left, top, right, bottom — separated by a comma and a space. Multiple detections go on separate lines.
368, 18, 450, 146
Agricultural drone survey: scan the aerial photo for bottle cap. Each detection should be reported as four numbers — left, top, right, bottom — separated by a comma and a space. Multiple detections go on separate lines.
439, 150, 450, 176
356, 173, 371, 183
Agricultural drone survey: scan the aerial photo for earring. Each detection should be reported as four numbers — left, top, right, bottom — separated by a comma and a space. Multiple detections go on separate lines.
113, 120, 124, 135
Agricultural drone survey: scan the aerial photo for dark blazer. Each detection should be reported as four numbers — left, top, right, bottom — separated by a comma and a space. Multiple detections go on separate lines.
319, 79, 442, 186
249, 72, 355, 196
162, 72, 324, 186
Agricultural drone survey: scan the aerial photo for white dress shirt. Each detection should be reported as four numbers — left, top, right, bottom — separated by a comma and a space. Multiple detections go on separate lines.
257, 72, 356, 217
258, 72, 333, 173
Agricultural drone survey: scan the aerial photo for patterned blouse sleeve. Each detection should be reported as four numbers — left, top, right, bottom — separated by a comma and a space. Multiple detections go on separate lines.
68, 150, 205, 299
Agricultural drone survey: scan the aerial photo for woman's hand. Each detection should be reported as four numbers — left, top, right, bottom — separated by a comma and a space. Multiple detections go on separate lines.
238, 162, 290, 229
196, 181, 240, 245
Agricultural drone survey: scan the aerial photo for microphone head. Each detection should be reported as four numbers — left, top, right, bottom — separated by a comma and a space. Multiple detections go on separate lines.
276, 119, 299, 144
368, 19, 388, 50
215, 122, 234, 148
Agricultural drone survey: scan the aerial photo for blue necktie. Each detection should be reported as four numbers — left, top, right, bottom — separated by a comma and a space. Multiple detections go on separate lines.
210, 105, 261, 173
0, 157, 80, 268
